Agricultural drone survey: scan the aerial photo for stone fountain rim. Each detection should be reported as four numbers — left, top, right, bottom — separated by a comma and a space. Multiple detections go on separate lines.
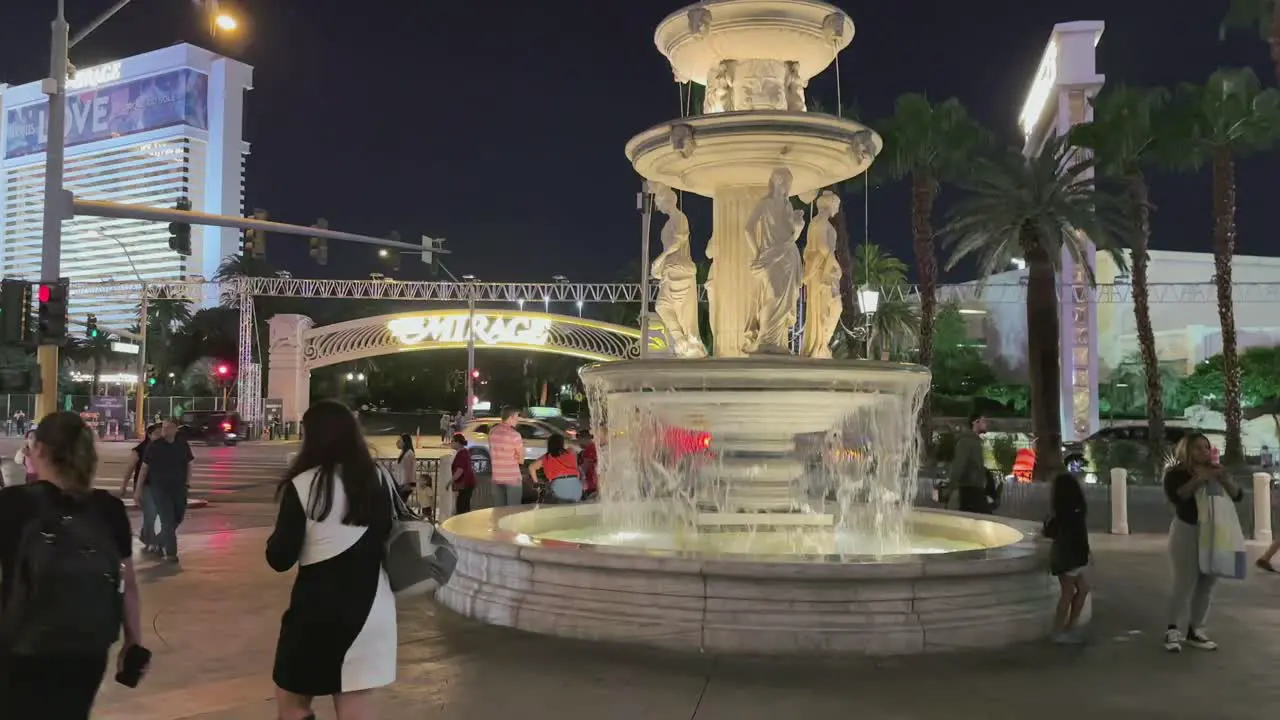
625, 110, 878, 162
578, 356, 930, 388
439, 505, 1046, 579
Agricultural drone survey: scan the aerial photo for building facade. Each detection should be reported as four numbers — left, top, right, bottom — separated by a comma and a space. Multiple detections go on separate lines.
0, 44, 252, 328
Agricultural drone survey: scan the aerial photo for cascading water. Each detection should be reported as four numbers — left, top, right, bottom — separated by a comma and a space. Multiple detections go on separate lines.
565, 357, 947, 558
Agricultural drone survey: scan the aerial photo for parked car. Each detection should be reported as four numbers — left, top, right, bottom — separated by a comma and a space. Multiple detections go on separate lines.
1063, 424, 1225, 473
460, 418, 571, 474
178, 410, 242, 446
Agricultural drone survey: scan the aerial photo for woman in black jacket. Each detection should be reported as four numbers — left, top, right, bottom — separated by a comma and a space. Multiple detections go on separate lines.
1044, 471, 1090, 644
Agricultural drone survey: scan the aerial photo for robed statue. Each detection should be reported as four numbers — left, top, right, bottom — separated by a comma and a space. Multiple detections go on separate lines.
651, 184, 707, 358
743, 168, 805, 355
801, 191, 842, 358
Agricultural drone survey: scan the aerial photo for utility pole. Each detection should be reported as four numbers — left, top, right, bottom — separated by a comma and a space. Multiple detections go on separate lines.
35, 1, 70, 418
136, 290, 148, 437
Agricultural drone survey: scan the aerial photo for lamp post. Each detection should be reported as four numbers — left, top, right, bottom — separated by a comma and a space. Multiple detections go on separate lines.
35, 0, 239, 418
461, 275, 479, 419
856, 286, 880, 359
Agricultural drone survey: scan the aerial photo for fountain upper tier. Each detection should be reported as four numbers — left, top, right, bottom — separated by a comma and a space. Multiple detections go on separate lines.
657, 0, 854, 85
626, 111, 880, 197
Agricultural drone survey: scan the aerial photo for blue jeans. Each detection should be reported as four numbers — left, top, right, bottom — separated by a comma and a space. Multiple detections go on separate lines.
139, 486, 158, 546
152, 483, 188, 558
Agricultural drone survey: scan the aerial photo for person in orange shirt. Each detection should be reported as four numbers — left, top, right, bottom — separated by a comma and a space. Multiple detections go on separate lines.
529, 434, 582, 503
1013, 441, 1037, 484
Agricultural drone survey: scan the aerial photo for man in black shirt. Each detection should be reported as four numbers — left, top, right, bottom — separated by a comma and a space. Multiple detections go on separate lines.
135, 419, 193, 563
122, 424, 162, 554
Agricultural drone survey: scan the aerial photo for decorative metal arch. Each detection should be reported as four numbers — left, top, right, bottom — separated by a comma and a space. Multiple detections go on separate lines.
300, 309, 664, 370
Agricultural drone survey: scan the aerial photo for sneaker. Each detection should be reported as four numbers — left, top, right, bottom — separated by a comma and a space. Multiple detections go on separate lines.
1185, 630, 1217, 651
1163, 629, 1182, 652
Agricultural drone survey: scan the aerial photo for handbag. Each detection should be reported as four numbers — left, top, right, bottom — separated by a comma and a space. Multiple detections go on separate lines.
380, 468, 457, 598
1196, 481, 1246, 580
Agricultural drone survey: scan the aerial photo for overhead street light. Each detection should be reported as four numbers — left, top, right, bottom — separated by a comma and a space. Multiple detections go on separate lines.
214, 12, 237, 31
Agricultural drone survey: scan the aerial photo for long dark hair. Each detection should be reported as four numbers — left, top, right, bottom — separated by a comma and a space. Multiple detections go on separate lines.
277, 400, 384, 526
33, 411, 98, 496
547, 434, 570, 457
1050, 471, 1086, 517
397, 433, 413, 462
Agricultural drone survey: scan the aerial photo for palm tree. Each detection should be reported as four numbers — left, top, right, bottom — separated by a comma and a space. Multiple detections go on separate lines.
1070, 85, 1171, 473
69, 332, 118, 393
214, 252, 272, 281
139, 298, 193, 379
1222, 0, 1280, 85
1168, 68, 1280, 463
875, 95, 989, 446
942, 136, 1134, 480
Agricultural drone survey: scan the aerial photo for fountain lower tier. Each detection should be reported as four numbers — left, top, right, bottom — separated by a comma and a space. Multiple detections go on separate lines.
436, 505, 1059, 655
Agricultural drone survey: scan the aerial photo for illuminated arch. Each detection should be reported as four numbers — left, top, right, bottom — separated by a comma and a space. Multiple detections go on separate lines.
299, 309, 666, 369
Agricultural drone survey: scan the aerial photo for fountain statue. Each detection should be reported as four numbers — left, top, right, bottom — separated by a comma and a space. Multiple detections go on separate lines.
802, 190, 842, 358
650, 183, 708, 358
438, 0, 1057, 657
743, 168, 805, 355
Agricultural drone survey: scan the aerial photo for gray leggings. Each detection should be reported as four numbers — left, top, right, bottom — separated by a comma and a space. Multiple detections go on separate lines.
1168, 518, 1218, 630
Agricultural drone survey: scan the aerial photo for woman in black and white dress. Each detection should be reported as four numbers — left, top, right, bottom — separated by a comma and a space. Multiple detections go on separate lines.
267, 400, 396, 720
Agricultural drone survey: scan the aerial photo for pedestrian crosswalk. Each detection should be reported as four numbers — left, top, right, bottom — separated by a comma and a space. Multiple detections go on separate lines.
185, 457, 285, 498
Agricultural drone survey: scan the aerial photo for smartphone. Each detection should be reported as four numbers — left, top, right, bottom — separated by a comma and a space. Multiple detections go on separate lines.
115, 644, 152, 688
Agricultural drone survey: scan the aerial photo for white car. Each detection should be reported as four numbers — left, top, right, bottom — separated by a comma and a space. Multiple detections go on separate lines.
460, 418, 568, 474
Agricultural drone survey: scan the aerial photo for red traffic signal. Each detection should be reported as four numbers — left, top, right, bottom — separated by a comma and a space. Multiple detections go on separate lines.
216, 364, 230, 376
37, 284, 51, 303
470, 369, 480, 379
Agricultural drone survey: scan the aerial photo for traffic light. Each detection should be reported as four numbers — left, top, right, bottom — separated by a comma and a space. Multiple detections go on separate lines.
36, 279, 70, 346
85, 314, 99, 339
0, 280, 33, 345
215, 364, 231, 377
147, 377, 157, 387
309, 218, 329, 265
421, 236, 444, 278
243, 209, 268, 259
168, 198, 192, 256
471, 369, 480, 380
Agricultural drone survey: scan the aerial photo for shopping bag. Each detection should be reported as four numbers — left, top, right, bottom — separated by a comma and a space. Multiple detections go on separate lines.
1196, 482, 1247, 580
381, 469, 457, 598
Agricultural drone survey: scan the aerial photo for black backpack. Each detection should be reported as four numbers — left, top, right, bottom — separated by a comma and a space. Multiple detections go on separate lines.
0, 487, 123, 655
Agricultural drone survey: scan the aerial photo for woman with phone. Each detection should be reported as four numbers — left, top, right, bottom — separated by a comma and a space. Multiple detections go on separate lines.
0, 412, 145, 718
1162, 432, 1243, 653
268, 400, 396, 720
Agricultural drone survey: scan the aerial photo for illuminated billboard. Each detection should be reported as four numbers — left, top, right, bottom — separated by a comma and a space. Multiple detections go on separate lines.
5, 68, 209, 159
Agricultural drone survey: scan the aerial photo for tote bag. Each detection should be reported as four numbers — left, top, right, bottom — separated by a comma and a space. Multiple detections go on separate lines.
1196, 482, 1247, 580
380, 468, 457, 598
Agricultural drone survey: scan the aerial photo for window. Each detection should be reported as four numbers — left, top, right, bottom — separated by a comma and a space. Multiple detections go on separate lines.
517, 423, 550, 440
471, 424, 491, 435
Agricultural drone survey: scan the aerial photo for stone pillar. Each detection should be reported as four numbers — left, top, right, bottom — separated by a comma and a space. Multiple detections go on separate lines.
707, 185, 764, 357
1109, 467, 1128, 535
1253, 472, 1272, 542
267, 314, 314, 424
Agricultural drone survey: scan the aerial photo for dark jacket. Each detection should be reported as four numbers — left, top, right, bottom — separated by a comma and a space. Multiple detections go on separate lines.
948, 430, 987, 489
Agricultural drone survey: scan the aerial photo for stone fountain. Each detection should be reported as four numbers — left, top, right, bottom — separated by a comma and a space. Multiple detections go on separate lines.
437, 0, 1056, 655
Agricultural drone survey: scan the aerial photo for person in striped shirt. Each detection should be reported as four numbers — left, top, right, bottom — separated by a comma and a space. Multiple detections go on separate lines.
488, 406, 525, 507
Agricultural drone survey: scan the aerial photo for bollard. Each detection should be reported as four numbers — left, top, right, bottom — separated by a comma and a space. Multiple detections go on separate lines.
1253, 472, 1273, 542
1109, 467, 1129, 535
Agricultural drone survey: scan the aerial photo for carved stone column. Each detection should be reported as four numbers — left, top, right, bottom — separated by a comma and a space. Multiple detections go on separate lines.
267, 314, 315, 424
707, 185, 765, 357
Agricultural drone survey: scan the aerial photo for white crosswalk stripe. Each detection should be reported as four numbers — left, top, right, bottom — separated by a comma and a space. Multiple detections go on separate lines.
186, 458, 284, 496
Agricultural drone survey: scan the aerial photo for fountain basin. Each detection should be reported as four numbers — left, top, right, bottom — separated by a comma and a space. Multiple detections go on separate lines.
436, 505, 1058, 655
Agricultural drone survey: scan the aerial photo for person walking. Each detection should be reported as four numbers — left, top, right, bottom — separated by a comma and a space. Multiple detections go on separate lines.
449, 434, 476, 515
134, 418, 193, 563
122, 424, 163, 553
1162, 432, 1244, 653
439, 413, 451, 444
13, 431, 37, 485
1044, 470, 1091, 644
267, 400, 395, 720
0, 412, 144, 718
488, 407, 525, 507
395, 433, 416, 501
949, 413, 991, 514
578, 430, 599, 500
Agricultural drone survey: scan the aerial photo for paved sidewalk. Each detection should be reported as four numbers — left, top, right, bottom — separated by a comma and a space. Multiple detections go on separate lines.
94, 527, 1280, 719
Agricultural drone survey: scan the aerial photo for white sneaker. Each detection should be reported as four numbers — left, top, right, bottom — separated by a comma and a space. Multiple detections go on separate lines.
1185, 630, 1218, 651
1163, 629, 1182, 652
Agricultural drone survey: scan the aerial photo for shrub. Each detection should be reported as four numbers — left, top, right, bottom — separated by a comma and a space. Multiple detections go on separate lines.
991, 435, 1018, 476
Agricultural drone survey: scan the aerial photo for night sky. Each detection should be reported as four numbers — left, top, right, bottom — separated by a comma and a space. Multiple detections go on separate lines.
2, 0, 1276, 286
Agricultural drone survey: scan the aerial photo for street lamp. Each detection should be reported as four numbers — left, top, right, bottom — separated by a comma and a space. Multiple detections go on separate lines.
576, 299, 584, 316
213, 12, 237, 31
856, 286, 880, 358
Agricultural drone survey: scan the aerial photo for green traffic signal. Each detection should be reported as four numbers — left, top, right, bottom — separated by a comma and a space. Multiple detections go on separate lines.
147, 377, 157, 387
